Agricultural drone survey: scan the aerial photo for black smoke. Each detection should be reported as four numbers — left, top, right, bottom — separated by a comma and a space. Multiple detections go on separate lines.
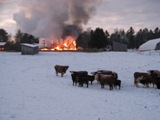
13, 0, 102, 40
62, 25, 81, 39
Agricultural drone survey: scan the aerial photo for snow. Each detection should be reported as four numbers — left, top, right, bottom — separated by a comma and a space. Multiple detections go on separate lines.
21, 43, 39, 48
0, 51, 160, 120
0, 42, 6, 46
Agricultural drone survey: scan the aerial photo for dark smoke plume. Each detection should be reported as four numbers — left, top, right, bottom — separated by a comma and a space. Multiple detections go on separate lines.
13, 0, 102, 39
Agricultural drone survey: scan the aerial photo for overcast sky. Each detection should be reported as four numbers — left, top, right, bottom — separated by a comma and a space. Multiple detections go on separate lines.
0, 0, 160, 36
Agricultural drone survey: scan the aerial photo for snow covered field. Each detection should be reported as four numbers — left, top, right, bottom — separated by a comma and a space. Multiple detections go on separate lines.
0, 51, 160, 120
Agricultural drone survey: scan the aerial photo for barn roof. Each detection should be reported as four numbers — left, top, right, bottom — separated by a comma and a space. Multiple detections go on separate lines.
138, 38, 160, 51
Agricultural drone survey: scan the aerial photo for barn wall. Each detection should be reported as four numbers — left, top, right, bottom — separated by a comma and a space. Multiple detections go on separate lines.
0, 46, 5, 51
112, 42, 127, 51
155, 42, 160, 50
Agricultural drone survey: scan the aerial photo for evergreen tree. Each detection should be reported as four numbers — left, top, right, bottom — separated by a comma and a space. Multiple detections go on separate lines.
0, 28, 9, 42
88, 30, 94, 48
110, 29, 120, 43
76, 31, 90, 49
126, 27, 135, 49
90, 28, 107, 49
135, 29, 143, 48
14, 29, 23, 51
13, 29, 39, 51
142, 28, 149, 43
110, 29, 127, 45
148, 29, 154, 40
105, 30, 110, 44
154, 27, 160, 38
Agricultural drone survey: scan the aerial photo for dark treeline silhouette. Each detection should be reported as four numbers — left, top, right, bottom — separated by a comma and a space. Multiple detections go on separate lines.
0, 28, 9, 42
77, 27, 160, 50
0, 27, 160, 51
0, 29, 38, 51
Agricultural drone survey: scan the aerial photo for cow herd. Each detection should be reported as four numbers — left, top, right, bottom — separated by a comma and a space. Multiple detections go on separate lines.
134, 70, 160, 89
54, 64, 160, 90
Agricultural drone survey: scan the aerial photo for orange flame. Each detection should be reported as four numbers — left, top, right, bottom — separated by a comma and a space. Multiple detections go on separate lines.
40, 36, 77, 51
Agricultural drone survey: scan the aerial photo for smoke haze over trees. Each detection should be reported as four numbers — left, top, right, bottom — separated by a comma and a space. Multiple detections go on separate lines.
1, 0, 160, 51
1, 26, 160, 51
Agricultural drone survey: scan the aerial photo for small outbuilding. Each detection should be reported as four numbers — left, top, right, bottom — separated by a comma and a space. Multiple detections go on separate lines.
139, 38, 160, 51
21, 43, 39, 55
0, 42, 7, 51
112, 42, 127, 51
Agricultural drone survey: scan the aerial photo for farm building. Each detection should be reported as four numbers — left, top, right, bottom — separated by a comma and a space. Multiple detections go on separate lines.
21, 44, 39, 55
0, 42, 6, 51
139, 38, 160, 51
112, 42, 127, 51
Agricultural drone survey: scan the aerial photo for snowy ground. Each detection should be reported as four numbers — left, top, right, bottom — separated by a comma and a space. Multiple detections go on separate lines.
0, 51, 160, 120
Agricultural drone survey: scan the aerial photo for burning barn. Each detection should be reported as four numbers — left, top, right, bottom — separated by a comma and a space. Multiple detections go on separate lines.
39, 38, 53, 49
21, 44, 39, 55
40, 25, 79, 51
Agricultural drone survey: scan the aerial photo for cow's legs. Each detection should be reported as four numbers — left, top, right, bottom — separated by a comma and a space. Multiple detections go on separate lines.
56, 72, 58, 76
61, 73, 64, 77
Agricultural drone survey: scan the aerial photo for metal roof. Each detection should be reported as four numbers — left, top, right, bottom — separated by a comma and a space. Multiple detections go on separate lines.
139, 38, 160, 51
21, 43, 39, 48
0, 42, 6, 46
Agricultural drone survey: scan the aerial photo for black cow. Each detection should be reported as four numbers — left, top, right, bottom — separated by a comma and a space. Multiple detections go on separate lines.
70, 71, 88, 87
78, 75, 95, 87
148, 70, 160, 89
156, 78, 160, 89
114, 79, 121, 90
71, 74, 78, 86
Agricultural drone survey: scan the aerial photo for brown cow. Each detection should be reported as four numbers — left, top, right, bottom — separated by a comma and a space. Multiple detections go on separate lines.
54, 65, 69, 77
148, 70, 160, 76
92, 70, 118, 83
134, 72, 148, 86
134, 72, 154, 87
97, 74, 115, 90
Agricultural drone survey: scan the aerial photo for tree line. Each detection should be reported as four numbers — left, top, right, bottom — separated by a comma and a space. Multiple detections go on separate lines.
0, 27, 160, 51
0, 29, 38, 51
76, 27, 160, 50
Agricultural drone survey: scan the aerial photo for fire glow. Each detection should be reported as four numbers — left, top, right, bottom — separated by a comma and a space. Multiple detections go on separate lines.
40, 36, 77, 51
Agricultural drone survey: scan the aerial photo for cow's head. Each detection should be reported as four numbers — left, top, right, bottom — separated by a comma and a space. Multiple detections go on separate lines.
70, 71, 74, 74
64, 66, 69, 72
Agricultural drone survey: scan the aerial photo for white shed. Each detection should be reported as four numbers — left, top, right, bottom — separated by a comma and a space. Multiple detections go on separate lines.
138, 38, 160, 51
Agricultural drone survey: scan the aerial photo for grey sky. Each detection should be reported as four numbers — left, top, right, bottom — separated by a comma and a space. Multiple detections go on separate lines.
87, 0, 160, 32
0, 0, 160, 36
